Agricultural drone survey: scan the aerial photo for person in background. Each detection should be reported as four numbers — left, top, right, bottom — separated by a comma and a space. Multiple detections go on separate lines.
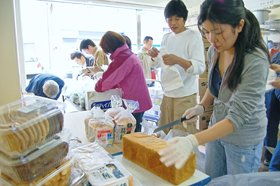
264, 52, 280, 172
148, 0, 205, 134
158, 0, 270, 179
70, 51, 94, 67
80, 39, 109, 77
137, 36, 157, 86
95, 31, 152, 132
25, 73, 65, 100
264, 51, 280, 167
70, 51, 95, 79
122, 35, 132, 50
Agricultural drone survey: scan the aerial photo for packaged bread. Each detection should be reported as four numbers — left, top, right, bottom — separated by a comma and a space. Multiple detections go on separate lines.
87, 161, 134, 186
87, 118, 114, 146
70, 142, 114, 172
0, 96, 65, 157
84, 116, 93, 139
0, 159, 72, 186
122, 133, 196, 185
0, 137, 69, 183
114, 109, 136, 143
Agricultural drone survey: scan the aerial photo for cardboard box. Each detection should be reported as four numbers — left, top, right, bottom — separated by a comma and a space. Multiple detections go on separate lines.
197, 78, 208, 98
85, 88, 122, 110
197, 111, 213, 130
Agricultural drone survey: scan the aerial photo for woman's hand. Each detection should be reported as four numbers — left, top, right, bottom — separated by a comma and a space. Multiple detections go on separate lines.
270, 64, 280, 72
269, 64, 280, 89
182, 105, 204, 128
158, 135, 199, 169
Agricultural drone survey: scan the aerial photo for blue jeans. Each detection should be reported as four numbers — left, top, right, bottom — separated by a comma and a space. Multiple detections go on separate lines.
205, 139, 263, 179
132, 112, 144, 132
264, 89, 280, 162
269, 140, 280, 171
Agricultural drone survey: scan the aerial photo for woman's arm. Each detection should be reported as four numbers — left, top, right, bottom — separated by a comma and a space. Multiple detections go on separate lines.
195, 118, 235, 145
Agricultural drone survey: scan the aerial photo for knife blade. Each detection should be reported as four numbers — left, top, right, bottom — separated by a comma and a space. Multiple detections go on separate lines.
153, 116, 195, 133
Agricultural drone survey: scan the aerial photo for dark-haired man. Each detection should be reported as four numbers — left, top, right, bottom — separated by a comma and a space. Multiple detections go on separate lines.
70, 51, 94, 67
137, 36, 157, 82
148, 0, 205, 134
80, 39, 109, 67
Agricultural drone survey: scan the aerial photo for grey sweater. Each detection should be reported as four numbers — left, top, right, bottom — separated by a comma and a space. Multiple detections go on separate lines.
207, 46, 269, 146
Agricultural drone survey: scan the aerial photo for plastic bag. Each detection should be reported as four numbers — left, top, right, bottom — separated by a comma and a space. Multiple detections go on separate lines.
123, 99, 139, 113
266, 68, 277, 92
111, 95, 123, 108
140, 118, 157, 135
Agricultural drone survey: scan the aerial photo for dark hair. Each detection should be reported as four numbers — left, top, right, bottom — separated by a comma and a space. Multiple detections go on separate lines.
70, 51, 85, 60
197, 0, 270, 91
123, 35, 132, 50
164, 0, 188, 20
100, 31, 126, 54
80, 39, 96, 51
143, 36, 153, 43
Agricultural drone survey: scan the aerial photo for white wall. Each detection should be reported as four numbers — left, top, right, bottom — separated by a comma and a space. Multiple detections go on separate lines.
0, 0, 21, 106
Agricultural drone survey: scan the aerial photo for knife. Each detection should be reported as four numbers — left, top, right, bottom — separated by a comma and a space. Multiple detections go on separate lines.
153, 116, 195, 133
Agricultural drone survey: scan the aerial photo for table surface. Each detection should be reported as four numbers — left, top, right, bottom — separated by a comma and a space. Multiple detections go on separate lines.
64, 110, 123, 155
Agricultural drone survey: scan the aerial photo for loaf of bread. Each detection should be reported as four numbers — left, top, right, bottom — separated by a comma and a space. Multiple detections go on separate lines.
122, 133, 196, 185
0, 108, 63, 156
0, 139, 69, 183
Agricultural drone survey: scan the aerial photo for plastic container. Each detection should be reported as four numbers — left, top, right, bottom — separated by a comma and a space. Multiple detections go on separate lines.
68, 168, 88, 186
0, 159, 72, 186
0, 137, 69, 183
0, 96, 66, 157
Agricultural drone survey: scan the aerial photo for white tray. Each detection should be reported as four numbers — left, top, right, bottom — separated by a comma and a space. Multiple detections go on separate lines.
114, 155, 211, 186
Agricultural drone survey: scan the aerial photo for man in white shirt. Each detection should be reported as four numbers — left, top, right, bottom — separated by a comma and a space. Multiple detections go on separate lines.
149, 0, 205, 134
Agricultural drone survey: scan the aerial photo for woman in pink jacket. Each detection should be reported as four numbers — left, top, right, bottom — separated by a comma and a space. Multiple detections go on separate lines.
95, 31, 152, 132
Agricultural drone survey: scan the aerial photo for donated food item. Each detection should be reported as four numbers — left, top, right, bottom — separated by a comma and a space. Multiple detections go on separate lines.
87, 161, 134, 186
114, 109, 136, 143
71, 142, 114, 172
84, 116, 93, 139
0, 159, 71, 186
68, 168, 88, 186
0, 103, 64, 157
88, 118, 114, 146
122, 133, 196, 185
0, 138, 69, 183
105, 107, 125, 118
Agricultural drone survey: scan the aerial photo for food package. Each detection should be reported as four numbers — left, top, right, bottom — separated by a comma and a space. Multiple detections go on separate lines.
114, 109, 136, 144
0, 159, 72, 186
68, 168, 88, 186
87, 161, 134, 186
0, 137, 69, 183
70, 142, 114, 172
0, 96, 65, 157
88, 118, 114, 146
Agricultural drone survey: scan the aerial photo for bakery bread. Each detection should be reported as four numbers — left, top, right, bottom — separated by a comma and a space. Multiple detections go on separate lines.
122, 133, 196, 185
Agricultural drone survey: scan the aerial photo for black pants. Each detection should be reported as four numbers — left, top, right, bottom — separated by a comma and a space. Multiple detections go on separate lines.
132, 112, 144, 132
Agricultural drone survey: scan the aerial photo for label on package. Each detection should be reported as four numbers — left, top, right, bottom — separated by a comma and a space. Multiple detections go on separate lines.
88, 164, 129, 186
97, 129, 114, 146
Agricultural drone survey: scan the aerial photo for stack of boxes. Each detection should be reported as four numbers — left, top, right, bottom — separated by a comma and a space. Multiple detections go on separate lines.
186, 5, 214, 131
0, 96, 72, 186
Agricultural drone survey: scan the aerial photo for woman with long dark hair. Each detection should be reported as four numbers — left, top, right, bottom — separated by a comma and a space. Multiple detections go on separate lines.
158, 0, 270, 178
